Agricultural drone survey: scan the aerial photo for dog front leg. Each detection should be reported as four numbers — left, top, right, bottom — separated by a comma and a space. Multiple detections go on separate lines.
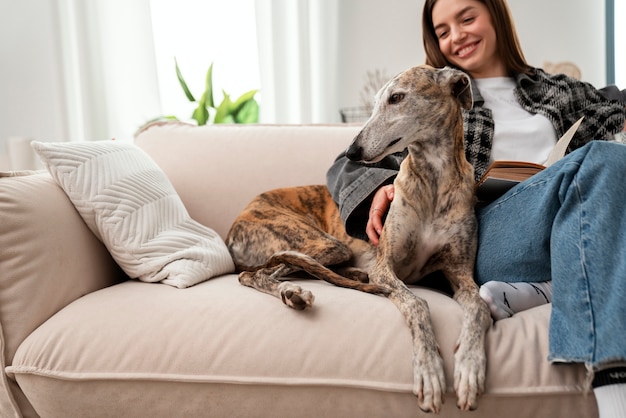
374, 265, 446, 414
451, 279, 491, 410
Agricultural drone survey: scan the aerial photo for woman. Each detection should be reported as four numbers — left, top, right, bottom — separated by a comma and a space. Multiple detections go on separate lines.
326, 0, 626, 417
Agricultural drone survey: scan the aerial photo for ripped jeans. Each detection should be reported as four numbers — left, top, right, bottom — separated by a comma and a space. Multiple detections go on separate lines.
475, 141, 626, 368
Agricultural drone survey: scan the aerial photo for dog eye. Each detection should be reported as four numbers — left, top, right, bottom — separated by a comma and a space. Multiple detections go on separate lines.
388, 93, 405, 105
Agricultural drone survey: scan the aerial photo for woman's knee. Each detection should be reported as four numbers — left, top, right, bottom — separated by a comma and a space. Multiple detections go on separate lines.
570, 141, 626, 176
583, 140, 626, 161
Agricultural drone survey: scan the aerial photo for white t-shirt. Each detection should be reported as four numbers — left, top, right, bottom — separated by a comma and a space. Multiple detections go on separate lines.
474, 77, 558, 164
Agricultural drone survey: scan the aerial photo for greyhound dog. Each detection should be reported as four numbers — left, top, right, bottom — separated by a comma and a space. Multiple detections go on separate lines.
225, 65, 491, 413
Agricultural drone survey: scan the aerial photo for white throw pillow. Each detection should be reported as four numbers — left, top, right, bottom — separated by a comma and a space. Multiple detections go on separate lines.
31, 140, 234, 288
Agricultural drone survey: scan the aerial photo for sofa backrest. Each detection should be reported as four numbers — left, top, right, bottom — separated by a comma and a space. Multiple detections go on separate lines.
134, 122, 361, 239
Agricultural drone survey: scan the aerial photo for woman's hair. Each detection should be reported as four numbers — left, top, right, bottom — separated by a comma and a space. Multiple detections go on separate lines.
421, 0, 533, 76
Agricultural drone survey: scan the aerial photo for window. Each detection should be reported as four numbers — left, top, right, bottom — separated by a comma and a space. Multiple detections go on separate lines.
607, 0, 625, 87
614, 0, 625, 87
149, 0, 260, 121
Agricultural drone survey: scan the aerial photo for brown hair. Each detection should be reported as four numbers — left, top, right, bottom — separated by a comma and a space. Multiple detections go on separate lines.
422, 0, 532, 76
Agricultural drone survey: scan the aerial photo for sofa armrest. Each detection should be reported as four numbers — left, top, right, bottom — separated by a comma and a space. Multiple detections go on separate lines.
0, 171, 125, 415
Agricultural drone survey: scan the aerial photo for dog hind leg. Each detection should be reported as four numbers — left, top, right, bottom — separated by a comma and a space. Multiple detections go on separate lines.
264, 250, 389, 294
239, 263, 315, 310
335, 266, 369, 283
239, 247, 389, 310
239, 250, 389, 310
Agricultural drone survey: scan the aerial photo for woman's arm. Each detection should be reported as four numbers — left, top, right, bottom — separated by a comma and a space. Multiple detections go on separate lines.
518, 71, 626, 147
598, 85, 626, 131
569, 80, 625, 143
598, 85, 626, 103
365, 184, 395, 245
326, 151, 404, 241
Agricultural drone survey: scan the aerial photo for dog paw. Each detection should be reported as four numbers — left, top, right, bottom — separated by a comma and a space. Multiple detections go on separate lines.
453, 347, 486, 410
413, 354, 446, 414
278, 283, 315, 310
339, 267, 370, 283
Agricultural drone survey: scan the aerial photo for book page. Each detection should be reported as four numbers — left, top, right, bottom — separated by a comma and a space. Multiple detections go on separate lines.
544, 117, 584, 167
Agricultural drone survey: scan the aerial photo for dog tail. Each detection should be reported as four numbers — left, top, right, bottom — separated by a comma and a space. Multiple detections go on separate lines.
266, 251, 390, 296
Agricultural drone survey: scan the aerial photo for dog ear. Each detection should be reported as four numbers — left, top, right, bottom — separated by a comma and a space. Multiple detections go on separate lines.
437, 67, 473, 110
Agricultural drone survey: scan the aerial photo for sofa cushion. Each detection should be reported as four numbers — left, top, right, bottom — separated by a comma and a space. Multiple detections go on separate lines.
7, 276, 595, 417
31, 140, 235, 288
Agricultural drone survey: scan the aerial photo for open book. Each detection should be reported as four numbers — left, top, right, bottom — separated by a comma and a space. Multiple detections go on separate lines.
476, 117, 584, 202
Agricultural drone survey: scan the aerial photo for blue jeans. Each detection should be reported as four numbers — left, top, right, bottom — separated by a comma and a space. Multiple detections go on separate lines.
475, 141, 626, 368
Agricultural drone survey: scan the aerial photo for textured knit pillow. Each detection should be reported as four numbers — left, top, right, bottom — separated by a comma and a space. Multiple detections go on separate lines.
31, 140, 234, 288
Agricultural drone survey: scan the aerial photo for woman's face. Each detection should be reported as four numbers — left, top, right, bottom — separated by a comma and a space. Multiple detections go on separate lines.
431, 0, 506, 78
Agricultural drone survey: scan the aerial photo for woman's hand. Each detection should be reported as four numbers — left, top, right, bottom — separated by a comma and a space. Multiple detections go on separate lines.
366, 184, 395, 245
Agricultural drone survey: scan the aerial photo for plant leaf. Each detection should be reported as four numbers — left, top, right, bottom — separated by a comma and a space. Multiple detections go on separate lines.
234, 99, 259, 124
192, 103, 209, 125
220, 114, 236, 124
144, 115, 179, 124
204, 63, 215, 108
232, 89, 258, 113
214, 92, 233, 124
134, 115, 180, 136
175, 58, 196, 102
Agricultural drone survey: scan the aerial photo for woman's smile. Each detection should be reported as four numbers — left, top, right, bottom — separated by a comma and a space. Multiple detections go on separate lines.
455, 41, 480, 58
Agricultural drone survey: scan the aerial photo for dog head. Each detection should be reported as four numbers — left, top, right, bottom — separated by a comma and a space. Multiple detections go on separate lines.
346, 65, 472, 163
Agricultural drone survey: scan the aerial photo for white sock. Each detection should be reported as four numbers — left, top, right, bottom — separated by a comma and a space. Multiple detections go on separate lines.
479, 281, 552, 320
593, 368, 626, 418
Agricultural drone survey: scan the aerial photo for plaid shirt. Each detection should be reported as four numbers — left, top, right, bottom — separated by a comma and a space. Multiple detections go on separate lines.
465, 68, 626, 181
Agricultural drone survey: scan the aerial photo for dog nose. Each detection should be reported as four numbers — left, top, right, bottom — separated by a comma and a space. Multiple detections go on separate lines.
345, 145, 363, 161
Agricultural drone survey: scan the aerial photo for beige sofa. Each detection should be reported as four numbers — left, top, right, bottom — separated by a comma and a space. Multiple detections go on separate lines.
0, 122, 597, 417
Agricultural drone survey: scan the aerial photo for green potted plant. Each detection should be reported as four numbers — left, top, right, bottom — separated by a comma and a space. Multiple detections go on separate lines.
144, 60, 259, 128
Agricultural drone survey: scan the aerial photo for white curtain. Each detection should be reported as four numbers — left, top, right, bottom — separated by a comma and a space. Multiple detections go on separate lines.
54, 0, 161, 141
53, 0, 342, 132
255, 0, 340, 123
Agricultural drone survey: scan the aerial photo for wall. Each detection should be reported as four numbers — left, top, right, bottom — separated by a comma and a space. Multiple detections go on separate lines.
0, 0, 610, 169
510, 1, 605, 85
337, 0, 424, 113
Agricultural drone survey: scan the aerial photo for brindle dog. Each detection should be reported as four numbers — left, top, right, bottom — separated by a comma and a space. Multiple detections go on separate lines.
225, 65, 491, 414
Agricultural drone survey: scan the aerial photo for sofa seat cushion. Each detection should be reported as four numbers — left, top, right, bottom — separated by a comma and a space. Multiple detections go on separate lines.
8, 276, 595, 417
